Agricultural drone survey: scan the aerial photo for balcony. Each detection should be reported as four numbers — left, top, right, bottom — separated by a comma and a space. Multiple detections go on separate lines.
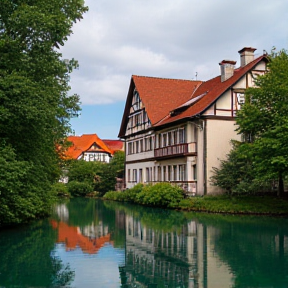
154, 142, 197, 159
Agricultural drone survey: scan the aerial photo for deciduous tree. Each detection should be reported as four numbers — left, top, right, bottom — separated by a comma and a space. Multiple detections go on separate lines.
236, 49, 288, 196
0, 0, 88, 226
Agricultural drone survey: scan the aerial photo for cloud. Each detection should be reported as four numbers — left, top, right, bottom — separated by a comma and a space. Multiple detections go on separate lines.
61, 0, 288, 105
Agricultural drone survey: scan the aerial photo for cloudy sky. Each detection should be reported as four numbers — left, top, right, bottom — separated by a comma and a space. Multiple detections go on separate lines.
61, 0, 288, 139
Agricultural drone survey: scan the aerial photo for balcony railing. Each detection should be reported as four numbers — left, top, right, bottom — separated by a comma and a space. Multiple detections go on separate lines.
154, 142, 197, 158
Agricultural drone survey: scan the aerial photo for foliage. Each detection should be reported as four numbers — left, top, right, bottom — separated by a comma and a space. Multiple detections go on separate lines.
177, 195, 288, 214
236, 49, 288, 196
104, 183, 184, 208
136, 183, 185, 208
0, 0, 88, 226
210, 141, 266, 194
67, 180, 93, 197
67, 153, 125, 196
109, 150, 125, 178
104, 184, 144, 202
0, 144, 55, 226
51, 182, 70, 197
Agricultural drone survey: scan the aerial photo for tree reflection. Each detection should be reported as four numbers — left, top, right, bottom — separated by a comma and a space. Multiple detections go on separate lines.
0, 220, 74, 288
198, 215, 288, 288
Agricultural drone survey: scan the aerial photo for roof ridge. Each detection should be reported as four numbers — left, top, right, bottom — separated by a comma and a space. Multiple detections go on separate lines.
133, 74, 202, 82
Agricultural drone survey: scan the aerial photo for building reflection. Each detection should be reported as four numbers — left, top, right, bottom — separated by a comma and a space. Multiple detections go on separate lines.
50, 202, 113, 255
120, 215, 234, 288
50, 220, 112, 254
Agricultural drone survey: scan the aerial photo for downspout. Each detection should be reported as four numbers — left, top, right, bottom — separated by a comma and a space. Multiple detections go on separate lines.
203, 119, 207, 195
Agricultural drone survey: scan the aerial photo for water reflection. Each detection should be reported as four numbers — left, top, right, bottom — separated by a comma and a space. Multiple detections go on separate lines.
0, 198, 288, 288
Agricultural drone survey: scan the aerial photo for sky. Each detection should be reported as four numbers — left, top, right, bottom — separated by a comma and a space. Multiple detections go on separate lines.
61, 0, 288, 139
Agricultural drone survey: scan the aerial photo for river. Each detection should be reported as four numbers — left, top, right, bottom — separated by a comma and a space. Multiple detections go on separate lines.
0, 198, 287, 288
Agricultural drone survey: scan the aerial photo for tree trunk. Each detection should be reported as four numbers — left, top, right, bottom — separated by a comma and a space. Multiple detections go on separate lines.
278, 172, 284, 197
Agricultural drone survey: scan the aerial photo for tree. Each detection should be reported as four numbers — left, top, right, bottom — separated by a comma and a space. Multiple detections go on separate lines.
236, 49, 288, 196
210, 141, 260, 195
0, 0, 88, 226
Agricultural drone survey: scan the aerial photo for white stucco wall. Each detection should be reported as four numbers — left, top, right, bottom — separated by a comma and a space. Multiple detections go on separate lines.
205, 119, 241, 194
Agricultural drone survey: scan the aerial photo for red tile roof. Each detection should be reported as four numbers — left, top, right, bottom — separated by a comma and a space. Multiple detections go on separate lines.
118, 54, 267, 137
133, 76, 202, 125
65, 134, 113, 160
118, 77, 202, 137
102, 139, 124, 154
157, 55, 267, 126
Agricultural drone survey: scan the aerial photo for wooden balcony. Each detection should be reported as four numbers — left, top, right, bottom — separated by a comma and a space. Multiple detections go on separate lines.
154, 142, 197, 159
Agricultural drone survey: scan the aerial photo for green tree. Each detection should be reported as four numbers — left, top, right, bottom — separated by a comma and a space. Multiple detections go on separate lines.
0, 0, 88, 226
110, 150, 125, 178
210, 141, 263, 195
236, 49, 288, 196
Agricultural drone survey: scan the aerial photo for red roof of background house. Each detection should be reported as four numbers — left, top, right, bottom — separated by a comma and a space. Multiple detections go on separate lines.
65, 134, 113, 160
102, 140, 124, 154
50, 220, 113, 254
118, 54, 267, 137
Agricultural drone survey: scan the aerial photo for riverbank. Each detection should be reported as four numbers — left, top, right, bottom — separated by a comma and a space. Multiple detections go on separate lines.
103, 184, 288, 215
176, 195, 288, 215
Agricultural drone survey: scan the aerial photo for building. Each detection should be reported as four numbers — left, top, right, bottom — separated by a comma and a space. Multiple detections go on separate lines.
65, 134, 124, 163
118, 47, 267, 195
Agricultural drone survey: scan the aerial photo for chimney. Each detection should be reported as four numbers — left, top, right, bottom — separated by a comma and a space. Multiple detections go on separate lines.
238, 47, 257, 67
219, 60, 237, 82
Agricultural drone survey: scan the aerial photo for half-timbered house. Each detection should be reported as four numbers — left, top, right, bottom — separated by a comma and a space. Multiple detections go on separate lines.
118, 47, 267, 195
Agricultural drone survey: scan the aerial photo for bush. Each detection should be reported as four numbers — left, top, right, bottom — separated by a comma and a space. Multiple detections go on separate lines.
136, 183, 184, 208
122, 183, 144, 202
51, 182, 70, 197
67, 181, 93, 197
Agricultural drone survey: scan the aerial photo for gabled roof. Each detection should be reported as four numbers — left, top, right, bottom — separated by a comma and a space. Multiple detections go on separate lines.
156, 55, 267, 126
65, 134, 113, 160
102, 139, 124, 153
118, 54, 267, 137
118, 76, 202, 137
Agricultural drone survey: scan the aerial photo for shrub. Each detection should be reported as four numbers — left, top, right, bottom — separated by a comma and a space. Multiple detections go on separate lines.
67, 181, 93, 197
51, 182, 70, 197
123, 183, 144, 202
136, 183, 184, 208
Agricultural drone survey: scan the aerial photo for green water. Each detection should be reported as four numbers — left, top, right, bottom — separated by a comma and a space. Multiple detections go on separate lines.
0, 198, 288, 288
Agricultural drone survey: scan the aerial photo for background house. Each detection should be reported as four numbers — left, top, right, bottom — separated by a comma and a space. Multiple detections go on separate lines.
118, 47, 268, 195
65, 134, 124, 163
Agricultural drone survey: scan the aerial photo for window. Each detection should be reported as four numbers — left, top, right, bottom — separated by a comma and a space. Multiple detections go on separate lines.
168, 131, 172, 146
140, 139, 143, 152
193, 164, 197, 180
139, 169, 143, 183
237, 93, 245, 105
133, 90, 140, 111
168, 166, 172, 181
179, 128, 186, 144
163, 133, 167, 147
173, 130, 178, 144
128, 142, 133, 154
157, 166, 161, 181
179, 165, 186, 181
145, 136, 152, 151
146, 168, 150, 182
133, 169, 137, 182
163, 166, 167, 181
173, 165, 177, 181
128, 169, 131, 182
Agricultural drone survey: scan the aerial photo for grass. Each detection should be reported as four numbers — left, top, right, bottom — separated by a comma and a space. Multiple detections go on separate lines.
177, 195, 288, 215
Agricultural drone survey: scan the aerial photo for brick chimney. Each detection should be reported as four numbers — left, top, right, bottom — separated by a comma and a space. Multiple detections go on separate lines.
238, 47, 257, 67
219, 60, 237, 82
